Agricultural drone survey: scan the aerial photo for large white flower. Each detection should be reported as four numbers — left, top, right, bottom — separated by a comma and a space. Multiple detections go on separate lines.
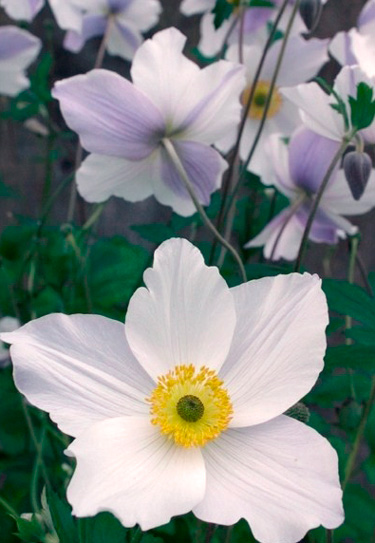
0, 26, 41, 97
2, 238, 343, 543
52, 27, 245, 216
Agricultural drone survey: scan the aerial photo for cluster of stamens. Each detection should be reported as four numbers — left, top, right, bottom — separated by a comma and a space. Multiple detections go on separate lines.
242, 80, 283, 120
148, 364, 233, 448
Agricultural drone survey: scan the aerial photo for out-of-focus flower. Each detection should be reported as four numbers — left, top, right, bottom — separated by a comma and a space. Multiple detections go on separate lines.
245, 127, 375, 260
0, 26, 41, 97
0, 317, 20, 366
0, 0, 44, 21
281, 65, 375, 144
2, 237, 343, 542
52, 27, 245, 216
60, 0, 162, 62
217, 35, 328, 176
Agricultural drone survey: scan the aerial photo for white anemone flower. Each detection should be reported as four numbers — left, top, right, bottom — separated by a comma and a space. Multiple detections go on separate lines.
52, 28, 245, 216
2, 238, 343, 543
281, 64, 375, 143
0, 0, 44, 21
217, 34, 328, 176
0, 26, 41, 97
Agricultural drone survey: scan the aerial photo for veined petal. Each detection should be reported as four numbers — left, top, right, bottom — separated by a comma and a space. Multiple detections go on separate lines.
178, 60, 245, 144
194, 416, 343, 543
67, 416, 206, 529
52, 69, 165, 160
106, 19, 142, 61
125, 238, 236, 381
151, 141, 227, 216
281, 83, 345, 141
219, 273, 328, 426
76, 153, 154, 204
322, 169, 375, 216
289, 127, 341, 193
264, 133, 296, 197
63, 14, 107, 53
1, 314, 154, 437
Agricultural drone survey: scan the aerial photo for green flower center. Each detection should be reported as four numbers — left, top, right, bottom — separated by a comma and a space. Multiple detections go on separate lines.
176, 395, 205, 422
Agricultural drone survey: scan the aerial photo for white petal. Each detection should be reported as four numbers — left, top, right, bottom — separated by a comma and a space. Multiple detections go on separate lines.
219, 273, 328, 427
2, 314, 153, 437
351, 31, 375, 78
322, 169, 375, 216
76, 153, 153, 204
180, 0, 214, 16
117, 0, 161, 33
67, 416, 206, 530
48, 0, 83, 31
106, 21, 142, 61
0, 0, 44, 21
125, 238, 236, 381
281, 83, 345, 141
194, 416, 344, 543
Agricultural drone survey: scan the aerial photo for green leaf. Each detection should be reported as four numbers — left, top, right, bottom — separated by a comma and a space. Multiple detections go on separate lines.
131, 223, 175, 244
78, 513, 126, 543
14, 515, 46, 543
349, 82, 375, 130
47, 491, 78, 543
323, 278, 375, 329
325, 344, 375, 372
212, 0, 233, 29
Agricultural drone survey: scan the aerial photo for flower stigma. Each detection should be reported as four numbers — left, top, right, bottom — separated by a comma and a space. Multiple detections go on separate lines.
242, 80, 283, 120
148, 364, 233, 447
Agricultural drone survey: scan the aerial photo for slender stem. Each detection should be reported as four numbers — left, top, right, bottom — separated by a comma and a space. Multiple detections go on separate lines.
356, 251, 373, 296
82, 203, 105, 231
218, 0, 300, 265
0, 497, 19, 518
66, 17, 113, 223
217, 15, 240, 60
269, 194, 306, 261
237, 4, 246, 65
162, 138, 247, 282
205, 523, 218, 543
345, 236, 359, 342
294, 132, 355, 272
214, 0, 290, 239
343, 376, 375, 490
326, 529, 333, 543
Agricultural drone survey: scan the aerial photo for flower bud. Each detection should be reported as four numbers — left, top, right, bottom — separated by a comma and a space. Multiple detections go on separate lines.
343, 151, 373, 201
299, 0, 323, 32
285, 402, 310, 423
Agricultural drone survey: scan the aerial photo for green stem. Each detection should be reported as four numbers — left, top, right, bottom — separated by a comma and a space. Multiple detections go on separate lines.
0, 496, 19, 518
205, 523, 218, 543
82, 203, 105, 231
162, 138, 247, 282
130, 526, 143, 543
294, 132, 355, 272
326, 529, 333, 543
343, 376, 375, 490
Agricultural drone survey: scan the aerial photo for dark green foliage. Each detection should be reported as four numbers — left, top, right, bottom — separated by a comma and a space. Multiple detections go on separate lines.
349, 82, 375, 131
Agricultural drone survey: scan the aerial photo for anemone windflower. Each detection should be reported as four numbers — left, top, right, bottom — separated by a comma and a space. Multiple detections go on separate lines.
246, 127, 375, 260
2, 238, 343, 543
0, 26, 41, 97
52, 28, 245, 216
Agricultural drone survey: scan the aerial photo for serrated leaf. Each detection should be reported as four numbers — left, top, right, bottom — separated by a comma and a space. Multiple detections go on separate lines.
14, 515, 45, 542
349, 82, 375, 130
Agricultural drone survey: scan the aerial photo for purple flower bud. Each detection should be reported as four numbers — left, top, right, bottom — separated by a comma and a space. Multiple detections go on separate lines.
343, 150, 373, 200
299, 0, 323, 32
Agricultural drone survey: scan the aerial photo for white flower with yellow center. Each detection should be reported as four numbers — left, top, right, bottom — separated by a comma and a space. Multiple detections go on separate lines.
2, 238, 344, 543
217, 35, 328, 177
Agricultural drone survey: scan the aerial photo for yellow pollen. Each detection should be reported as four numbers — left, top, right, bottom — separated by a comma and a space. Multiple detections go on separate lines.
147, 364, 233, 448
242, 80, 283, 120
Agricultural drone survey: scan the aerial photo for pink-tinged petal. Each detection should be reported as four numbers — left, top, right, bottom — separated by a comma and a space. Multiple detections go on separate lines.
106, 20, 142, 61
245, 208, 303, 261
281, 83, 345, 141
266, 36, 328, 87
125, 238, 236, 381
0, 26, 41, 96
1, 314, 154, 437
76, 153, 154, 204
67, 417, 206, 529
0, 0, 44, 21
194, 416, 344, 543
179, 60, 245, 144
322, 169, 375, 216
151, 141, 227, 217
116, 0, 161, 33
289, 127, 341, 193
219, 272, 328, 426
63, 14, 107, 53
329, 30, 358, 67
131, 28, 200, 128
358, 0, 375, 30
180, 0, 214, 16
52, 70, 165, 160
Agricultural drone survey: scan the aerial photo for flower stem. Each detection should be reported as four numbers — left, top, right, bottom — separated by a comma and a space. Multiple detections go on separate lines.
161, 139, 247, 282
343, 376, 375, 491
0, 496, 19, 518
269, 194, 306, 261
294, 132, 355, 272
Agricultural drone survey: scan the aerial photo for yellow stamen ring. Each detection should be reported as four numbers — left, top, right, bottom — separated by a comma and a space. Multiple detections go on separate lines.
148, 364, 233, 448
242, 80, 283, 120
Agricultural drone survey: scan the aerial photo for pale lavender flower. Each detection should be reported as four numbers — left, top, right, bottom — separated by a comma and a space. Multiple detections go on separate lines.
0, 0, 44, 21
2, 237, 343, 542
246, 127, 375, 260
52, 27, 245, 216
0, 26, 41, 97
